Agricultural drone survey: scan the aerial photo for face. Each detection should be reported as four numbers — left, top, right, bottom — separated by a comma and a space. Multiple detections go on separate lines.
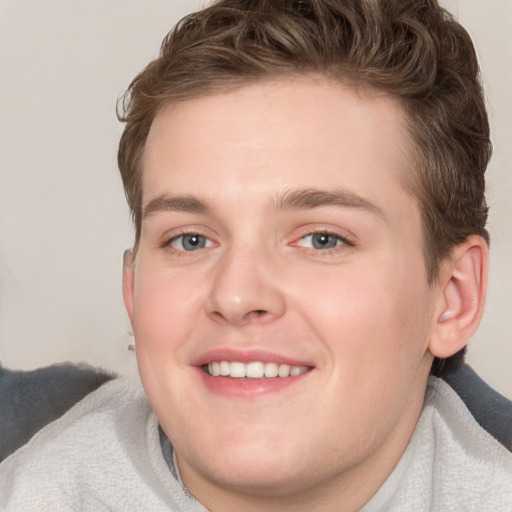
124, 78, 443, 507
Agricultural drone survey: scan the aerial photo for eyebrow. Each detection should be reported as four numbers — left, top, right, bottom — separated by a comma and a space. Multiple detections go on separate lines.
142, 187, 385, 220
143, 194, 211, 219
273, 188, 385, 219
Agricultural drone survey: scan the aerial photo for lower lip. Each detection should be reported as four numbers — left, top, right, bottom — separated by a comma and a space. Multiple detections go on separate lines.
197, 368, 311, 398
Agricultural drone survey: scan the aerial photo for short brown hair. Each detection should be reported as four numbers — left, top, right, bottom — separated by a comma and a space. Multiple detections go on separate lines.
117, 0, 492, 373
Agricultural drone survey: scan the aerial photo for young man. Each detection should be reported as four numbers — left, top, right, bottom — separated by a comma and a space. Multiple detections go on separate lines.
1, 0, 511, 510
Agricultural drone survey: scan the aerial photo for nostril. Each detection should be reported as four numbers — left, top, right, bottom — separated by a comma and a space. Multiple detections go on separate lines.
249, 310, 268, 318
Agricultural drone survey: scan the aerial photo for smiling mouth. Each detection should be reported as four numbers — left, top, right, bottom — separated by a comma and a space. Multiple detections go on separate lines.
203, 361, 312, 378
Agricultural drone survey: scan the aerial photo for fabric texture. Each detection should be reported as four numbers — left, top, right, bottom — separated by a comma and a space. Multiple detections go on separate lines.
440, 364, 512, 451
0, 362, 115, 463
0, 377, 511, 511
0, 378, 206, 512
361, 377, 512, 511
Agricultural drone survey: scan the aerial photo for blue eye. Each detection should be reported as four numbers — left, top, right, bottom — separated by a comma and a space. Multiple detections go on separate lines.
297, 233, 344, 250
171, 234, 210, 251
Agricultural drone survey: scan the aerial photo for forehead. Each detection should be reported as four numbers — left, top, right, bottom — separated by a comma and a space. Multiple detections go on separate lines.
143, 77, 416, 216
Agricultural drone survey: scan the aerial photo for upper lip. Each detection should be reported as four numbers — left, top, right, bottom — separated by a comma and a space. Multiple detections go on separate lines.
191, 348, 314, 368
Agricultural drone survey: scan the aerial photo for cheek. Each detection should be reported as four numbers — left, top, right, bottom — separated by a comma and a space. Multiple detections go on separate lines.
292, 259, 431, 374
132, 266, 205, 352
131, 267, 207, 415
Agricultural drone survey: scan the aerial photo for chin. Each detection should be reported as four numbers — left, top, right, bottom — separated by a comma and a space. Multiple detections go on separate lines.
187, 450, 312, 499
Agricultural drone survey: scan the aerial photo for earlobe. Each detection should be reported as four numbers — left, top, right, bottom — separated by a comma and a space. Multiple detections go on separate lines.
122, 249, 135, 323
429, 235, 488, 359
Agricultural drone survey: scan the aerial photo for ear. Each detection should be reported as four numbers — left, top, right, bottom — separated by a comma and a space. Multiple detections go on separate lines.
122, 249, 135, 324
429, 235, 488, 359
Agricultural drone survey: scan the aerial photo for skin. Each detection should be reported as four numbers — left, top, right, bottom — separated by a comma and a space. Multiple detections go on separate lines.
123, 77, 485, 511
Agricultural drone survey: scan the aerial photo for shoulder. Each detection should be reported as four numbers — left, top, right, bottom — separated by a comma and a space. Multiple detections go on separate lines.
0, 378, 166, 510
5, 376, 151, 450
426, 376, 512, 458
364, 377, 512, 512
439, 363, 512, 452
424, 377, 512, 508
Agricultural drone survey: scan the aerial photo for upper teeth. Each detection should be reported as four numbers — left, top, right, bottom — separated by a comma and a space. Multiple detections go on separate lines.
206, 361, 309, 378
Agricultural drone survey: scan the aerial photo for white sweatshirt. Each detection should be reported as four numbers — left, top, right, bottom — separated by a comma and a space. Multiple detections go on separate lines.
1, 377, 511, 511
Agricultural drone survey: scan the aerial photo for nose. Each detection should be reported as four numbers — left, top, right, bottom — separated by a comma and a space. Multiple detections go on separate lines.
205, 244, 286, 327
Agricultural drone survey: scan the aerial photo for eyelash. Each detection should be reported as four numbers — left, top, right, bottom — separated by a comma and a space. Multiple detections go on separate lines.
292, 230, 355, 254
161, 229, 215, 255
162, 228, 354, 256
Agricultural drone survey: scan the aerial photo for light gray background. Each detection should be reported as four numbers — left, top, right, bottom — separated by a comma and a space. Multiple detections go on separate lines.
1, 1, 511, 397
